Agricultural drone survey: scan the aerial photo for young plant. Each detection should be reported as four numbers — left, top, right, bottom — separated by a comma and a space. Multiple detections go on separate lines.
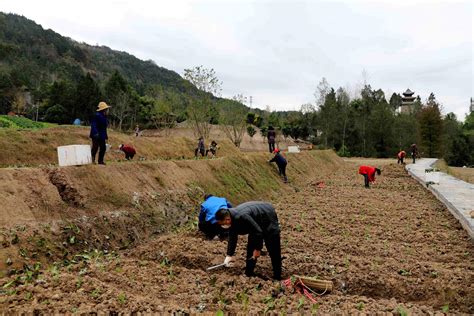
117, 293, 127, 305
311, 303, 319, 315
297, 297, 305, 310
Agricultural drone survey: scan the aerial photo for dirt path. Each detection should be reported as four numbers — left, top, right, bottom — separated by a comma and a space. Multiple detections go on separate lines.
2, 162, 473, 314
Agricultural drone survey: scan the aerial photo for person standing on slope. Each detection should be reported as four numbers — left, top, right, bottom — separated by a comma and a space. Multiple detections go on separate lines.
267, 126, 276, 153
90, 102, 111, 165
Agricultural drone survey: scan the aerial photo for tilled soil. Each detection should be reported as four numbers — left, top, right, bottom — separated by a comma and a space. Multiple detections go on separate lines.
2, 162, 473, 314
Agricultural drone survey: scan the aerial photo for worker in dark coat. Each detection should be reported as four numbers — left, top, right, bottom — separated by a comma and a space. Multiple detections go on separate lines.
195, 136, 205, 158
90, 102, 110, 165
119, 144, 136, 160
198, 194, 232, 239
358, 165, 381, 188
267, 126, 276, 153
206, 140, 219, 158
215, 201, 282, 280
268, 148, 288, 183
410, 143, 418, 164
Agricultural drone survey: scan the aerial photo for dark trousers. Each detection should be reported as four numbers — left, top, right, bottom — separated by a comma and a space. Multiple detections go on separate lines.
246, 233, 282, 280
195, 148, 205, 157
362, 174, 369, 188
278, 163, 288, 182
206, 148, 216, 157
268, 142, 275, 153
198, 221, 228, 240
125, 153, 135, 160
397, 157, 404, 164
412, 153, 416, 164
91, 138, 106, 164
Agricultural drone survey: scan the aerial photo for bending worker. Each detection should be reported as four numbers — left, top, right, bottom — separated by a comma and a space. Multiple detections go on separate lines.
397, 150, 406, 164
268, 148, 288, 183
198, 194, 232, 240
358, 165, 381, 188
119, 144, 136, 160
215, 201, 282, 280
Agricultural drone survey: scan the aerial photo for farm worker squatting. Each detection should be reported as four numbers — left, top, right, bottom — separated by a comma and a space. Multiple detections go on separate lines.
206, 140, 219, 158
89, 101, 110, 165
215, 201, 282, 280
198, 194, 233, 240
119, 144, 136, 160
358, 165, 381, 188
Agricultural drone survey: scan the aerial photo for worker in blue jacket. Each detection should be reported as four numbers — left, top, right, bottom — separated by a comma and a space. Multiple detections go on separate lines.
90, 102, 110, 165
268, 148, 288, 183
198, 194, 233, 239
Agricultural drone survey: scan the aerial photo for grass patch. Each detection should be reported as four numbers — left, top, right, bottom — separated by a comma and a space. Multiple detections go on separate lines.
0, 115, 50, 129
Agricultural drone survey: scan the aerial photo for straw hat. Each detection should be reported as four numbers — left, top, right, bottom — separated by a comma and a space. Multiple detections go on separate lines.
96, 102, 111, 112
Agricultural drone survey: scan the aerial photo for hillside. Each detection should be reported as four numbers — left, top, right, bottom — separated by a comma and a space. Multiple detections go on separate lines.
0, 12, 196, 95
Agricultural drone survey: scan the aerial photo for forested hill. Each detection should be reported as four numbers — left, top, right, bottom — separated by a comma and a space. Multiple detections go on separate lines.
0, 12, 197, 95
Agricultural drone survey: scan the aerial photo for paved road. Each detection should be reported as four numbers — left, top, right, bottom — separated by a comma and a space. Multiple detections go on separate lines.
406, 158, 474, 240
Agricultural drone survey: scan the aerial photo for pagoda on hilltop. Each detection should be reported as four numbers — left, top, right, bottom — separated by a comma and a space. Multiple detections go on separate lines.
401, 89, 415, 114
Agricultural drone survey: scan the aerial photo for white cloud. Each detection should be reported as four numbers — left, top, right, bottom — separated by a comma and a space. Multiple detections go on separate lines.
1, 0, 472, 118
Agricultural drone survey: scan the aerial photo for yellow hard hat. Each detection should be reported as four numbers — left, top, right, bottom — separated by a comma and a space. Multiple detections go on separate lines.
97, 101, 111, 112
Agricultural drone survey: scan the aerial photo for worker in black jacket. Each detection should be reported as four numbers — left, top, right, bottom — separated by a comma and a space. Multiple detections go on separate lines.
215, 201, 282, 280
268, 148, 288, 183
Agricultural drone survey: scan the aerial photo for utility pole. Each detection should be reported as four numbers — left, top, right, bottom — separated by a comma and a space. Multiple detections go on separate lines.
249, 96, 253, 108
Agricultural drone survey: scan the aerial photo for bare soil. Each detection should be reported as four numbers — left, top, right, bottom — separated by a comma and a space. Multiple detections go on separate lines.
2, 160, 473, 314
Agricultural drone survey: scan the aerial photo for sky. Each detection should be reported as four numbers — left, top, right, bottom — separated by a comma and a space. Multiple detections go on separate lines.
2, 0, 473, 119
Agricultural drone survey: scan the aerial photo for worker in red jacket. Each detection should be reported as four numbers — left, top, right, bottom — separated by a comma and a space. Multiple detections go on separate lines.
119, 144, 136, 160
397, 150, 406, 164
358, 165, 381, 188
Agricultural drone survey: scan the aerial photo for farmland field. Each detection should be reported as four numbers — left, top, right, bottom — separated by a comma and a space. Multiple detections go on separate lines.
1, 154, 472, 314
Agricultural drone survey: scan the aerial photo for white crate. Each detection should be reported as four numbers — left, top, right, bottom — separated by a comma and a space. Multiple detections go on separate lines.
57, 145, 92, 167
288, 146, 300, 153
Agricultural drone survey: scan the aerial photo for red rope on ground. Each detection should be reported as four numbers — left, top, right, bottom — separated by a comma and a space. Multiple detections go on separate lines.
282, 277, 318, 303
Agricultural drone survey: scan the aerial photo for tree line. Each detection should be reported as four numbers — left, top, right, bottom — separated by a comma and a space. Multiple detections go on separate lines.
246, 78, 473, 167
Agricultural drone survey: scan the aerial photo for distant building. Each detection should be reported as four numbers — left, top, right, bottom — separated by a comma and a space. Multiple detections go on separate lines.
471, 97, 474, 112
400, 89, 415, 114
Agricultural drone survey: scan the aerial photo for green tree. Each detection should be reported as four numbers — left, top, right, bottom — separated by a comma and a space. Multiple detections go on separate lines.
246, 112, 256, 125
44, 104, 68, 124
104, 71, 136, 130
74, 73, 102, 122
247, 125, 256, 139
443, 113, 470, 166
389, 93, 402, 112
183, 66, 222, 138
318, 88, 337, 148
368, 90, 394, 157
0, 70, 14, 114
418, 93, 443, 157
221, 94, 248, 147
336, 87, 351, 155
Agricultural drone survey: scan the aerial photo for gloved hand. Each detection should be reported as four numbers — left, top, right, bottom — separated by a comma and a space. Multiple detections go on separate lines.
224, 256, 235, 267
